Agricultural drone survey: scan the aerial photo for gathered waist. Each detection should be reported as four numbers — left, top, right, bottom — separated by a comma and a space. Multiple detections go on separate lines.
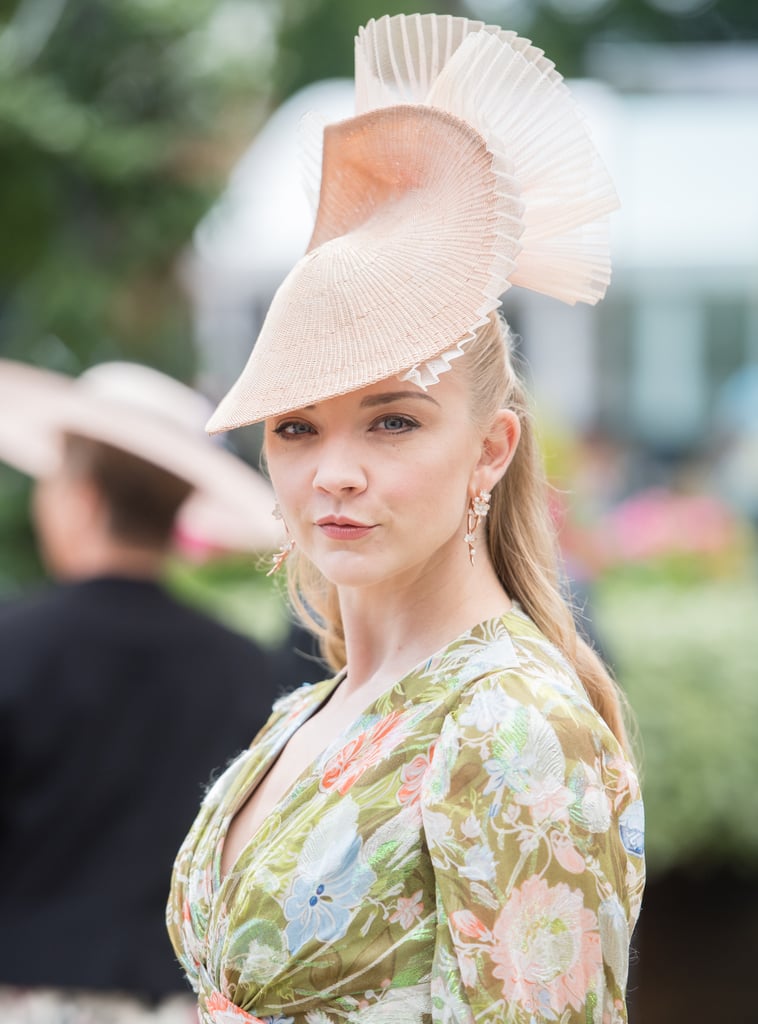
198, 981, 432, 1024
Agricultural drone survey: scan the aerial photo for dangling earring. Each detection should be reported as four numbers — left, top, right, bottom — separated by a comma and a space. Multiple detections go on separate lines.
267, 537, 295, 576
464, 489, 491, 566
268, 501, 295, 576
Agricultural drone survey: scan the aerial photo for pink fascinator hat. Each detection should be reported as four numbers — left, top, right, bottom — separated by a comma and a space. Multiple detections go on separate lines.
207, 13, 618, 433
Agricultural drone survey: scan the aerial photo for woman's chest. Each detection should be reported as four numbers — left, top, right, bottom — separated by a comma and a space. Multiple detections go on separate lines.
181, 697, 449, 951
220, 712, 333, 878
220, 686, 403, 878
204, 772, 440, 1012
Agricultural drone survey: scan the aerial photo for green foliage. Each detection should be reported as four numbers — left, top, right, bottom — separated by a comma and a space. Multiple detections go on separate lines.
273, 0, 454, 100
0, 466, 41, 591
165, 555, 293, 649
0, 0, 269, 372
597, 577, 758, 878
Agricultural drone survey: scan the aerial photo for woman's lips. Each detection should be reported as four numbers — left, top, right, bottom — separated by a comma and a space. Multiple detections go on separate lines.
316, 518, 375, 540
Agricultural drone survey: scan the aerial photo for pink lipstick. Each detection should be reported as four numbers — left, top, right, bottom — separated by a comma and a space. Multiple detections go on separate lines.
316, 516, 375, 540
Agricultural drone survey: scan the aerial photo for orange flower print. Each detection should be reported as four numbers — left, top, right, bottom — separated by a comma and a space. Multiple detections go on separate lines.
205, 990, 266, 1022
321, 711, 408, 795
397, 743, 436, 806
369, 709, 408, 749
321, 733, 372, 795
490, 876, 602, 1016
451, 908, 490, 940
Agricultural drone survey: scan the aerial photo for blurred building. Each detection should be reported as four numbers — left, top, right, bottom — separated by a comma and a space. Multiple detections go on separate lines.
184, 46, 758, 465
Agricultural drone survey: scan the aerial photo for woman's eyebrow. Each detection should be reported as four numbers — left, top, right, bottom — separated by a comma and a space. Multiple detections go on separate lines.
359, 391, 440, 408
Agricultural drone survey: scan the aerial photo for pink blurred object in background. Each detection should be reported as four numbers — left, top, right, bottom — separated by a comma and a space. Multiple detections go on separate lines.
604, 488, 742, 565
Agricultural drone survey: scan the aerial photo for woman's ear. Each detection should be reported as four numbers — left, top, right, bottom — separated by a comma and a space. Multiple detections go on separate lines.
473, 409, 521, 494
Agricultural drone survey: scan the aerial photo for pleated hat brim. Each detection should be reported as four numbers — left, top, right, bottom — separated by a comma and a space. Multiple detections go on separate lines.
207, 104, 522, 433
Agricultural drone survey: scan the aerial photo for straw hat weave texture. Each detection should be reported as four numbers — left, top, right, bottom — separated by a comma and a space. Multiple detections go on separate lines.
207, 13, 619, 433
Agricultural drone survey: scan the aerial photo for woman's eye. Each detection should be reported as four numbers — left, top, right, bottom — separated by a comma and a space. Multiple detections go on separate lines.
373, 414, 418, 433
273, 421, 314, 437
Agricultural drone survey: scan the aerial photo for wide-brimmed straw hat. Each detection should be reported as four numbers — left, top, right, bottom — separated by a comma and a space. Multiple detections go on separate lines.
0, 360, 282, 553
207, 12, 619, 434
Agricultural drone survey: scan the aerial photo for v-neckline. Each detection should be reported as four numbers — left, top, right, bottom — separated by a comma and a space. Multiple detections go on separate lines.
212, 609, 524, 894
214, 671, 345, 890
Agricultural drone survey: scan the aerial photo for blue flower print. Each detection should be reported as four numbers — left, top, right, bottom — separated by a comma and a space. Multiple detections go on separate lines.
283, 799, 376, 954
618, 799, 645, 857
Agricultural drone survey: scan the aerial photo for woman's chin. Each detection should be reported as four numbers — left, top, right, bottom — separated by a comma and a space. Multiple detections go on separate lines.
309, 550, 394, 590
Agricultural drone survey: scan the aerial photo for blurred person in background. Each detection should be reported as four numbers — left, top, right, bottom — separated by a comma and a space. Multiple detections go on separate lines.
0, 360, 311, 1023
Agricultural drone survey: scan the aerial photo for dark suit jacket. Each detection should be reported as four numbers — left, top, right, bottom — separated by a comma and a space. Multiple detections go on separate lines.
0, 576, 312, 999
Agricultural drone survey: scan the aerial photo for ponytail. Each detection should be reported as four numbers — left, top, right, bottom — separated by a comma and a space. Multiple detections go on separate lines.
468, 315, 631, 750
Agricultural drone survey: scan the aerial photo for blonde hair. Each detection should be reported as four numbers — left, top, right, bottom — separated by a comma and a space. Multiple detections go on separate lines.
462, 315, 631, 750
285, 314, 631, 750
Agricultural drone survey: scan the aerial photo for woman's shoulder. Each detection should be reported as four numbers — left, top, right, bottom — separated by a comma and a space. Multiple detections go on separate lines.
448, 608, 591, 710
428, 610, 644, 851
441, 608, 627, 764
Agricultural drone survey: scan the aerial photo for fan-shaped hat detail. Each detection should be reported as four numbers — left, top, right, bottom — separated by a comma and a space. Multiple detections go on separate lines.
207, 13, 618, 432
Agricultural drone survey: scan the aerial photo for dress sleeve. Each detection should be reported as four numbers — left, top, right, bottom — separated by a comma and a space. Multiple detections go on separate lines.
420, 670, 644, 1024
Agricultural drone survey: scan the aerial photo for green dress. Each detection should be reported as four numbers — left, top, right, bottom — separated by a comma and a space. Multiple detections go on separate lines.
166, 609, 645, 1024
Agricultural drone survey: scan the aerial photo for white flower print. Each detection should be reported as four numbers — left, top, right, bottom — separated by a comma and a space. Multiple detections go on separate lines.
459, 813, 481, 839
571, 760, 612, 834
420, 808, 452, 847
239, 937, 289, 986
456, 636, 518, 684
459, 843, 496, 882
305, 1012, 335, 1024
599, 894, 631, 990
346, 984, 431, 1023
483, 704, 574, 824
458, 685, 517, 732
431, 946, 476, 1024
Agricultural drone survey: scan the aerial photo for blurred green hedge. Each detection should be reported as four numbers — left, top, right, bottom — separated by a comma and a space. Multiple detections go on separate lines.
597, 576, 758, 878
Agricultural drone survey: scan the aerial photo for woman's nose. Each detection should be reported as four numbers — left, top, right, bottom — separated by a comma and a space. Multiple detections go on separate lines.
312, 438, 367, 495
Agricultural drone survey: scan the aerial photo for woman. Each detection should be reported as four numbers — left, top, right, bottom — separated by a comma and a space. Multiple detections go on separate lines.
167, 14, 645, 1024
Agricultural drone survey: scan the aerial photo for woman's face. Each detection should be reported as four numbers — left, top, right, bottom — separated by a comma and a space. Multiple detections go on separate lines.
264, 370, 516, 593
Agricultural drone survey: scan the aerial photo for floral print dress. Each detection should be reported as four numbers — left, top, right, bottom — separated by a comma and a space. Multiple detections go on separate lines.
166, 608, 645, 1024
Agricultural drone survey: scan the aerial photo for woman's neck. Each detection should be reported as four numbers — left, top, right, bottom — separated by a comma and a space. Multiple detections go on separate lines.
337, 548, 512, 699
